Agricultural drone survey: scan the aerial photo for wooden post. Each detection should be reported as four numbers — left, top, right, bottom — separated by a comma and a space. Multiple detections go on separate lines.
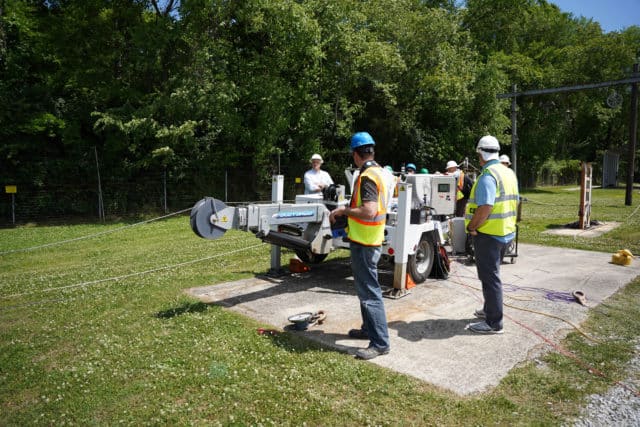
579, 162, 592, 229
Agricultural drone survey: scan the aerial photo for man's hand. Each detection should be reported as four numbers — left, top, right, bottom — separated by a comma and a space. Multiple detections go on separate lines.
329, 206, 347, 224
467, 204, 492, 235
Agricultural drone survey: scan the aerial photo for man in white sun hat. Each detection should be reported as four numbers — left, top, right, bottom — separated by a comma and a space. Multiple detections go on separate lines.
304, 153, 334, 194
445, 160, 473, 217
499, 154, 512, 167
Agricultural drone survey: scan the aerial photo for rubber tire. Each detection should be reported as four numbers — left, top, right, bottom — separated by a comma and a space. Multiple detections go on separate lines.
295, 249, 328, 264
408, 236, 435, 283
502, 240, 516, 264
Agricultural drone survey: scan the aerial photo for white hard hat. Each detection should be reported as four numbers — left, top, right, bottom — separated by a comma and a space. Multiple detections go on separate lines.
476, 135, 500, 161
499, 154, 511, 165
310, 153, 323, 163
446, 160, 459, 169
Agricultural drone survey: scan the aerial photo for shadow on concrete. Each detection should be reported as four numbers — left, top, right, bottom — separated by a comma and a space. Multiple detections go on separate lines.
192, 257, 360, 310
388, 318, 476, 341
288, 328, 360, 355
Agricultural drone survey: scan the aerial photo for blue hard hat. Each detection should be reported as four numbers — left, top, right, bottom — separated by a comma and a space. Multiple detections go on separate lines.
350, 132, 375, 150
406, 163, 416, 171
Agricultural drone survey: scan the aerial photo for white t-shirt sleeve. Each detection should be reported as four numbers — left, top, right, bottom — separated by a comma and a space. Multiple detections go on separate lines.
324, 171, 334, 186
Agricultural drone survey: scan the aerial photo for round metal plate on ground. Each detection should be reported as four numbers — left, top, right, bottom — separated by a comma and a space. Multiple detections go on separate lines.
288, 312, 313, 330
190, 197, 228, 240
288, 312, 312, 323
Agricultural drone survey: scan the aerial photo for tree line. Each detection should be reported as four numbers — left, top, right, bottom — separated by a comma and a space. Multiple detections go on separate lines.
1, 0, 639, 212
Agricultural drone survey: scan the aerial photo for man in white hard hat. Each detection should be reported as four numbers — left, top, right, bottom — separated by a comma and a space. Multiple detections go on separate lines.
499, 154, 511, 167
464, 135, 519, 334
304, 153, 334, 194
445, 160, 472, 217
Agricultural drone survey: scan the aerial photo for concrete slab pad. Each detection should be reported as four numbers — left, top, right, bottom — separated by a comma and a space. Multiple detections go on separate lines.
543, 221, 620, 237
186, 243, 640, 395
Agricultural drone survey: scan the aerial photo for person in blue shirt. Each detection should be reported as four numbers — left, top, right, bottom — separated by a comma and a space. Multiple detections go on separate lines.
464, 135, 519, 334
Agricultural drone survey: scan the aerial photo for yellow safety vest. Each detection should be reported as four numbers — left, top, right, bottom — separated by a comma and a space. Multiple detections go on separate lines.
464, 163, 518, 236
348, 164, 388, 246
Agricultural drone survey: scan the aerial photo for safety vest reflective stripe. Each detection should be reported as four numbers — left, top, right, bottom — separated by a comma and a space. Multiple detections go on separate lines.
350, 216, 386, 225
466, 194, 518, 208
485, 211, 517, 220
348, 165, 388, 246
497, 194, 519, 202
464, 163, 518, 236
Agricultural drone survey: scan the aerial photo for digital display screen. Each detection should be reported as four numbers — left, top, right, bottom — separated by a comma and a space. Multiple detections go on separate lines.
438, 183, 450, 192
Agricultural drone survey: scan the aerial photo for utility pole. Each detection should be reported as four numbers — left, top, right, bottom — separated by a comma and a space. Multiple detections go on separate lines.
625, 63, 638, 206
510, 84, 518, 178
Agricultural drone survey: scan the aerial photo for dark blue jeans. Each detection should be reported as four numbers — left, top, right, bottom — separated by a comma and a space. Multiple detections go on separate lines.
350, 243, 390, 350
472, 232, 509, 330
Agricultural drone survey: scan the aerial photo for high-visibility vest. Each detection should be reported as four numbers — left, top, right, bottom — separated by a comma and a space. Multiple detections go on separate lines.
465, 163, 518, 236
348, 164, 388, 246
456, 171, 465, 200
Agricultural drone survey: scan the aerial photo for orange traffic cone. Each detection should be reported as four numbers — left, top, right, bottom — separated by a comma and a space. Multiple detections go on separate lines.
289, 258, 310, 273
405, 273, 416, 289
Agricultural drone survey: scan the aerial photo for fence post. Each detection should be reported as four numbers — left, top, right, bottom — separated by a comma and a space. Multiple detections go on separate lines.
5, 185, 17, 225
163, 167, 168, 213
94, 146, 105, 221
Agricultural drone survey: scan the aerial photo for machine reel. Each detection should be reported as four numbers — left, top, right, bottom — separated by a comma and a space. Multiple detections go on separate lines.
190, 197, 236, 240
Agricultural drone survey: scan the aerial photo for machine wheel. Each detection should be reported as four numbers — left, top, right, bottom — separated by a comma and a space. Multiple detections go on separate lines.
408, 235, 435, 283
295, 249, 328, 264
502, 240, 516, 264
505, 240, 516, 256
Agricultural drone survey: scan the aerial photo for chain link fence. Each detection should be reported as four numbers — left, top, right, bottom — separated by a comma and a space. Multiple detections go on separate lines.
0, 169, 308, 227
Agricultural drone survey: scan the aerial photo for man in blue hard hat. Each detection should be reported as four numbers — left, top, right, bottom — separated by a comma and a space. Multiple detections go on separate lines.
329, 131, 391, 360
405, 163, 417, 174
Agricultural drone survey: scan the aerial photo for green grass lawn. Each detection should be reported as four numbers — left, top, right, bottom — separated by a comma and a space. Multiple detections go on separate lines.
0, 186, 639, 425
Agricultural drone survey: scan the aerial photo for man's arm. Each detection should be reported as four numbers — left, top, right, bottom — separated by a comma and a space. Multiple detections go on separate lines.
467, 172, 496, 235
304, 171, 324, 193
329, 201, 377, 223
